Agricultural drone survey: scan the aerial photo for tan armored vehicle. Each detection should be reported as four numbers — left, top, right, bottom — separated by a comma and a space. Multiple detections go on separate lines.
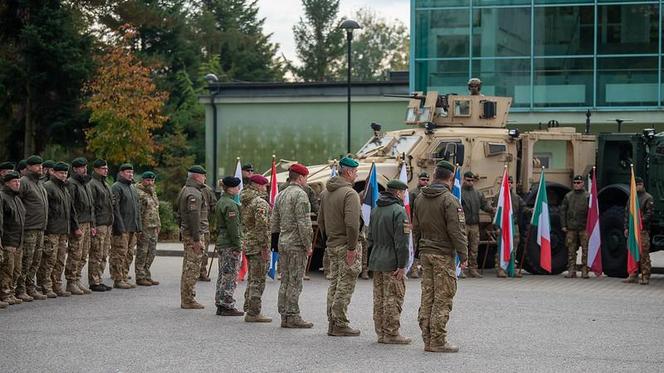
276, 92, 596, 274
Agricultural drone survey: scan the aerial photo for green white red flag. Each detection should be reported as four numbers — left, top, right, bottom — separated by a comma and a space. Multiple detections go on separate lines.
531, 170, 551, 272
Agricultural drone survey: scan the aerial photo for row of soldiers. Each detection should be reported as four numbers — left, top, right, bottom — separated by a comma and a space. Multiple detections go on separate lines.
0, 156, 162, 310
176, 157, 466, 352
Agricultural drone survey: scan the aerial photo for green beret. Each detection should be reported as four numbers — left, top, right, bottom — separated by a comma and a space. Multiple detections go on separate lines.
463, 171, 474, 178
26, 155, 43, 165
142, 171, 156, 180
635, 176, 644, 183
119, 163, 133, 171
339, 157, 359, 168
71, 157, 88, 168
241, 163, 254, 171
92, 159, 107, 168
0, 162, 15, 170
3, 171, 20, 182
436, 160, 455, 172
188, 165, 206, 175
53, 162, 69, 172
387, 179, 408, 190
16, 160, 27, 171
418, 172, 429, 179
42, 160, 55, 169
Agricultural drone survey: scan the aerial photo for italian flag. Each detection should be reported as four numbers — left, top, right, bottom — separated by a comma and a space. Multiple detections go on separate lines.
492, 166, 514, 276
531, 170, 551, 272
586, 167, 602, 276
626, 165, 641, 274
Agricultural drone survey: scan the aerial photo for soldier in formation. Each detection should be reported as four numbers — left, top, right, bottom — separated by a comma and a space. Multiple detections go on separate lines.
136, 171, 161, 286
0, 171, 26, 307
111, 164, 141, 289
66, 157, 94, 295
88, 159, 114, 291
461, 171, 494, 278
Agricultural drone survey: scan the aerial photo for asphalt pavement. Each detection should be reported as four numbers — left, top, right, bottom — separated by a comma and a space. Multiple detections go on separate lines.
1, 248, 663, 373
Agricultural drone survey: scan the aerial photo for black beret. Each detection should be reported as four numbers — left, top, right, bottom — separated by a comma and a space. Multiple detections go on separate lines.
188, 165, 206, 175
222, 176, 241, 187
436, 160, 455, 172
3, 171, 20, 182
119, 163, 134, 171
53, 162, 69, 172
0, 162, 15, 170
387, 179, 408, 190
26, 155, 43, 165
92, 159, 107, 168
71, 157, 88, 168
241, 163, 254, 171
42, 160, 55, 169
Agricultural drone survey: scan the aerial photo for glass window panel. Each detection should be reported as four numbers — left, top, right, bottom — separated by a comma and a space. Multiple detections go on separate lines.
415, 60, 470, 94
471, 59, 531, 107
597, 57, 658, 106
472, 7, 531, 57
416, 9, 470, 59
598, 4, 659, 54
415, 0, 469, 7
534, 6, 594, 56
473, 0, 530, 6
535, 0, 593, 3
533, 58, 592, 107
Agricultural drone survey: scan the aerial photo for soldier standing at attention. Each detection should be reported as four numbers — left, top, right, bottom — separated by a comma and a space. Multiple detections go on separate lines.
272, 163, 314, 328
65, 157, 95, 295
0, 172, 26, 307
135, 171, 161, 286
40, 162, 76, 298
41, 160, 55, 182
561, 175, 589, 278
16, 155, 49, 302
461, 171, 494, 278
318, 156, 362, 337
413, 160, 468, 353
624, 177, 654, 285
198, 182, 217, 282
110, 163, 141, 289
241, 174, 272, 323
368, 179, 411, 345
407, 171, 429, 279
214, 176, 244, 316
88, 159, 114, 291
177, 166, 207, 309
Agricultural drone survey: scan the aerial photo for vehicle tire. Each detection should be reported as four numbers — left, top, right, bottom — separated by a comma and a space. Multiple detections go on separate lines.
599, 205, 628, 278
522, 205, 567, 275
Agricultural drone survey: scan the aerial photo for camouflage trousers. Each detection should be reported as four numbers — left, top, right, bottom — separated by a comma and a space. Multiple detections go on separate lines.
637, 231, 652, 279
215, 246, 241, 308
66, 222, 91, 283
373, 271, 406, 338
38, 234, 67, 292
17, 230, 44, 294
0, 246, 19, 300
199, 232, 212, 277
89, 225, 111, 286
10, 247, 22, 294
180, 232, 203, 304
566, 229, 589, 270
136, 227, 158, 281
50, 234, 70, 290
110, 232, 137, 282
418, 253, 457, 348
466, 224, 480, 269
244, 253, 268, 316
326, 244, 362, 327
278, 249, 307, 317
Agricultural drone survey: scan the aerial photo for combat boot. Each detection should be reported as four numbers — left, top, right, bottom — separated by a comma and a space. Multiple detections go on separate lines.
67, 282, 84, 295
581, 267, 589, 279
27, 289, 47, 300
382, 334, 412, 345
53, 285, 71, 297
468, 268, 483, 278
245, 314, 272, 323
43, 289, 57, 298
0, 300, 7, 308
90, 284, 107, 292
303, 275, 310, 281
285, 316, 313, 329
329, 324, 360, 336
0, 296, 13, 305
136, 279, 153, 286
623, 274, 638, 284
496, 268, 507, 278
218, 307, 244, 316
127, 282, 137, 289
113, 281, 132, 289
426, 343, 459, 353
101, 283, 113, 291
16, 292, 34, 302
639, 275, 649, 285
281, 316, 288, 328
361, 269, 370, 280
515, 270, 523, 278
181, 301, 204, 309
76, 281, 92, 294
10, 295, 22, 304
565, 269, 577, 278
149, 279, 160, 286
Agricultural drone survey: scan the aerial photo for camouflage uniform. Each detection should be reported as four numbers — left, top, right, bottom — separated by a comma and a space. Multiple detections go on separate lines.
17, 171, 48, 298
199, 185, 217, 279
111, 176, 142, 286
1, 184, 26, 303
89, 171, 114, 287
561, 189, 589, 275
41, 176, 75, 295
624, 190, 655, 281
176, 178, 206, 305
241, 186, 270, 316
461, 185, 492, 270
272, 184, 313, 322
136, 183, 161, 281
66, 173, 95, 292
214, 193, 243, 310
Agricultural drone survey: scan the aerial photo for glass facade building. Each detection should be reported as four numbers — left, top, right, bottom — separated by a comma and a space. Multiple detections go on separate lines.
411, 0, 664, 111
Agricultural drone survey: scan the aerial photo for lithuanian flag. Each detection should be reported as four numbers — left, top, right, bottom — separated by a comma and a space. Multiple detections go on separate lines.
626, 165, 641, 274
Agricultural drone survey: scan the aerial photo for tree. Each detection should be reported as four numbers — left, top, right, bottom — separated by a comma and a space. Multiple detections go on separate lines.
290, 0, 344, 81
155, 125, 195, 203
84, 29, 168, 165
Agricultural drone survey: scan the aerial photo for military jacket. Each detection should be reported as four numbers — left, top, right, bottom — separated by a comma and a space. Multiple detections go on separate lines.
1, 186, 26, 247
19, 171, 48, 230
200, 184, 217, 234
68, 173, 95, 225
89, 172, 114, 226
367, 192, 409, 272
272, 184, 313, 252
175, 178, 206, 241
215, 193, 242, 250
561, 190, 589, 230
111, 176, 142, 234
137, 183, 161, 230
240, 186, 270, 255
625, 191, 655, 230
44, 178, 77, 235
461, 186, 493, 225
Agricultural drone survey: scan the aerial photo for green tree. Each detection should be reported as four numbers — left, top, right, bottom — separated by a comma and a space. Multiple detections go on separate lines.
290, 0, 344, 81
155, 125, 196, 203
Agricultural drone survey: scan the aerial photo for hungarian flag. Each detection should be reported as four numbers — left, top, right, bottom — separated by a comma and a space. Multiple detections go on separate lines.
586, 167, 602, 276
267, 157, 279, 279
493, 166, 515, 276
451, 166, 462, 277
361, 163, 379, 227
626, 165, 641, 274
399, 164, 415, 272
235, 157, 248, 282
531, 170, 552, 273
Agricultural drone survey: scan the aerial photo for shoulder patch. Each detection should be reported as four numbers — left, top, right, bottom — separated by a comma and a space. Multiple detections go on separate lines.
403, 220, 411, 234
457, 207, 465, 224
228, 211, 237, 219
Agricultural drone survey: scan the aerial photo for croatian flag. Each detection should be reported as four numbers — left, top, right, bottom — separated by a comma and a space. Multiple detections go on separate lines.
493, 166, 515, 276
586, 167, 602, 276
235, 158, 247, 282
399, 164, 415, 272
531, 169, 551, 273
267, 157, 279, 279
361, 163, 379, 227
451, 166, 462, 277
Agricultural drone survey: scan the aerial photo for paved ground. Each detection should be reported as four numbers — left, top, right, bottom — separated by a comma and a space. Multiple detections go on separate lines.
1, 249, 663, 373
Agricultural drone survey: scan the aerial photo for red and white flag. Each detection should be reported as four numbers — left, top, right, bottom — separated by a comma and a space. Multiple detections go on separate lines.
587, 167, 602, 276
399, 164, 415, 272
269, 157, 278, 207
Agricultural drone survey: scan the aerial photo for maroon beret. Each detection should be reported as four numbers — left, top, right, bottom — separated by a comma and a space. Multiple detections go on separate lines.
250, 174, 268, 185
289, 163, 309, 176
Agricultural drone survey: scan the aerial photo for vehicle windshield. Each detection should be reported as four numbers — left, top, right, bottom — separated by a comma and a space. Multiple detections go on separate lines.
357, 135, 421, 158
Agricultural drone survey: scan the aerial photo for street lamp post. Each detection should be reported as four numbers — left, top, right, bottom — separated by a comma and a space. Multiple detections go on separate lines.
339, 19, 362, 154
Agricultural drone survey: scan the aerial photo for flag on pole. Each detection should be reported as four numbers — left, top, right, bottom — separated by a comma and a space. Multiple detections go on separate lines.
626, 165, 641, 275
234, 158, 247, 281
586, 167, 602, 276
531, 169, 552, 272
234, 158, 244, 197
493, 166, 515, 276
451, 166, 463, 277
267, 156, 280, 279
399, 164, 415, 272
361, 163, 379, 227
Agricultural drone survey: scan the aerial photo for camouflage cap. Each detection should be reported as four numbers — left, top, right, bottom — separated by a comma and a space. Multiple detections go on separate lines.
3, 171, 20, 182
0, 161, 15, 170
222, 176, 241, 187
53, 162, 69, 172
71, 157, 88, 168
119, 163, 134, 171
339, 157, 359, 168
386, 179, 408, 190
436, 160, 455, 172
188, 165, 206, 175
42, 160, 55, 169
142, 171, 156, 180
92, 159, 107, 168
26, 155, 43, 165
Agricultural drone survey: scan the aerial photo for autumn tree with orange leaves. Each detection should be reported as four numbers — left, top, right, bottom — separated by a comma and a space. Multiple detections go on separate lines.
84, 30, 168, 166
